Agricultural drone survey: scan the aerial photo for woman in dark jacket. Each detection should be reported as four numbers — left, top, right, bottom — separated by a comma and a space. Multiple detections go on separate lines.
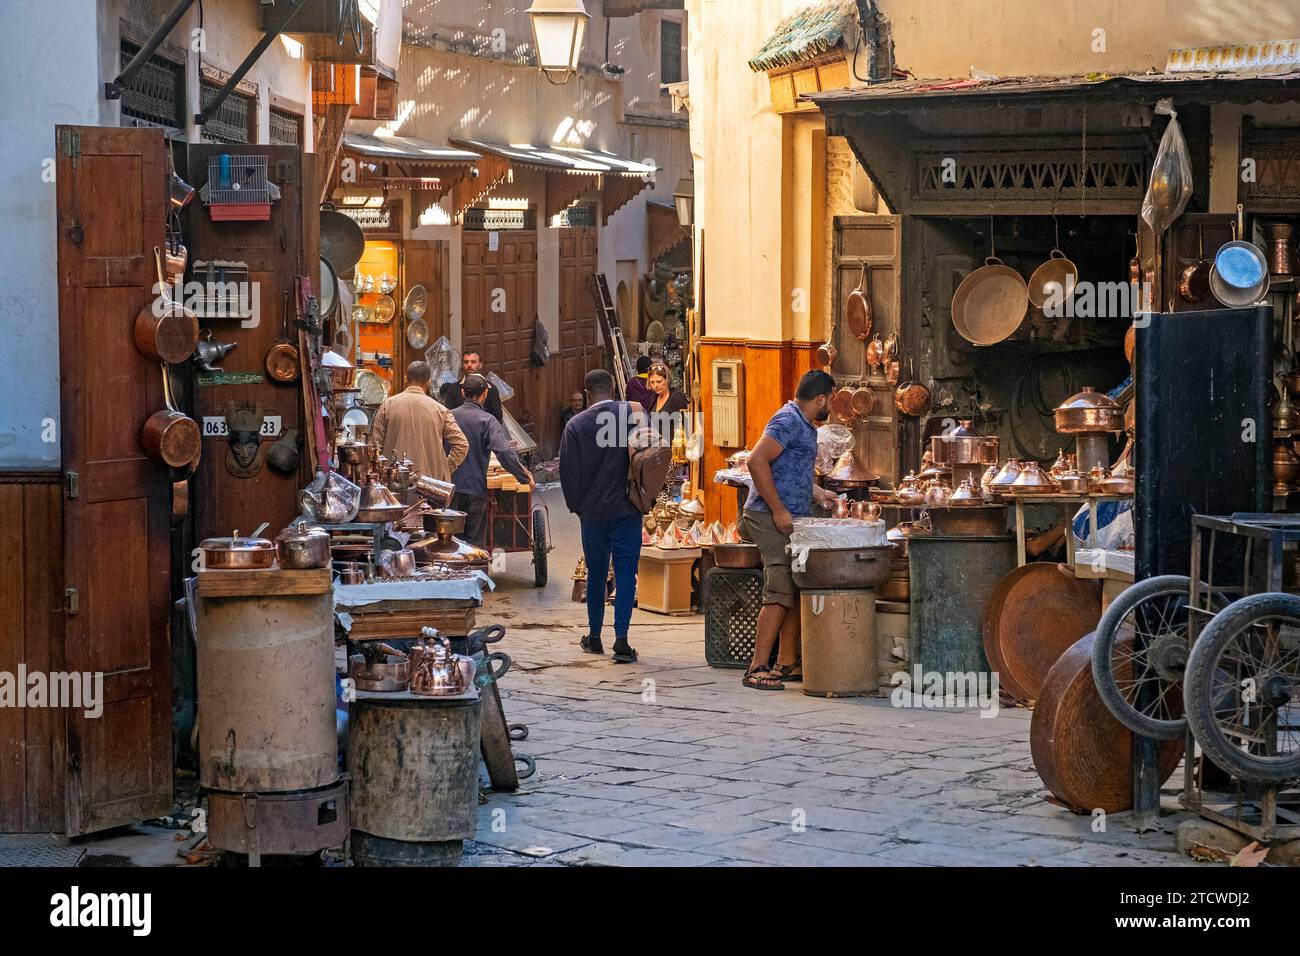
646, 362, 688, 442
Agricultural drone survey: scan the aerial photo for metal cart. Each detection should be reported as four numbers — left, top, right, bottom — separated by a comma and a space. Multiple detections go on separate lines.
485, 486, 551, 587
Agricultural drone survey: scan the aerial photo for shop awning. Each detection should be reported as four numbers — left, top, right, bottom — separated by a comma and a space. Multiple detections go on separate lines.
647, 198, 688, 264
748, 0, 857, 73
807, 68, 1300, 112
450, 138, 656, 224
344, 132, 480, 165
340, 131, 492, 214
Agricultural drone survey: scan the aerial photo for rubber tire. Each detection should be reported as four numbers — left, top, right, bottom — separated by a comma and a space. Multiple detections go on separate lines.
531, 508, 548, 588
1183, 591, 1300, 785
1090, 575, 1194, 740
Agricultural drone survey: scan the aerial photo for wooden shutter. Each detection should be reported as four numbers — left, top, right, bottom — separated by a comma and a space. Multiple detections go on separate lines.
56, 126, 173, 835
401, 239, 448, 388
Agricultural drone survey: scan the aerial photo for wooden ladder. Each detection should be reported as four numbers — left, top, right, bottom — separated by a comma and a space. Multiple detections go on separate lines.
591, 273, 632, 399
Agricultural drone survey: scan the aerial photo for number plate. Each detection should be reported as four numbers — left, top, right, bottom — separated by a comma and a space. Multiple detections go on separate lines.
201, 416, 282, 438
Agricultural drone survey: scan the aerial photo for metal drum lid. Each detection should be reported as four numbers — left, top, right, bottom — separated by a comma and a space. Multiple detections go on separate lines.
1029, 631, 1183, 813
982, 563, 1100, 703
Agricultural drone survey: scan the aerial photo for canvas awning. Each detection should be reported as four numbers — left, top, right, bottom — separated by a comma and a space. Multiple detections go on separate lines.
450, 138, 657, 224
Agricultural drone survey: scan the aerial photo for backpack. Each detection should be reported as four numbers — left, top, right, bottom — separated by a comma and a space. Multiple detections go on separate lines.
626, 419, 673, 514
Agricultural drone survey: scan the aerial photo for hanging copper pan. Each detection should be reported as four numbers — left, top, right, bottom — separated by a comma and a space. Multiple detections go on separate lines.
264, 291, 301, 383
1178, 225, 1213, 302
851, 386, 876, 417
951, 257, 1029, 346
141, 365, 200, 469
1027, 248, 1079, 312
893, 358, 930, 417
831, 387, 855, 423
134, 246, 199, 364
865, 333, 884, 372
1029, 632, 1183, 813
845, 263, 873, 341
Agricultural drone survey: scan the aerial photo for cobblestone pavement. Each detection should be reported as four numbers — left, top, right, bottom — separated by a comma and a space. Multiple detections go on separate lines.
465, 488, 1194, 867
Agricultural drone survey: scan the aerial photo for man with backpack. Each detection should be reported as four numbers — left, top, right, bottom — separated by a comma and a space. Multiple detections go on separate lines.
559, 369, 670, 663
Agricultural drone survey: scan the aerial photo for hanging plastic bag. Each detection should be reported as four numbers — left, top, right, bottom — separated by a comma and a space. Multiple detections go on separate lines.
1140, 98, 1193, 235
424, 335, 460, 387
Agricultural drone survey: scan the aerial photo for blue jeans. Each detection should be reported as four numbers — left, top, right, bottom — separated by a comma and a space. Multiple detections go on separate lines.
580, 514, 643, 640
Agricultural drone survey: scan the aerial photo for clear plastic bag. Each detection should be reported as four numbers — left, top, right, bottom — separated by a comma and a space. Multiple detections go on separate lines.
1141, 99, 1193, 235
424, 336, 460, 387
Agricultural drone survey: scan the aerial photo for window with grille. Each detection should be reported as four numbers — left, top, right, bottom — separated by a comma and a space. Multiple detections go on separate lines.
660, 20, 682, 85
269, 106, 302, 147
119, 39, 185, 130
200, 78, 254, 145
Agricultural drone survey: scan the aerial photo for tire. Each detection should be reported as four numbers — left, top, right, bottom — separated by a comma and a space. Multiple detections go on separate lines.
1183, 592, 1300, 784
1091, 575, 1196, 740
531, 508, 548, 588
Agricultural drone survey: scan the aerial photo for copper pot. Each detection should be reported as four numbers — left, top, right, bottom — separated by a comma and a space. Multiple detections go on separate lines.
275, 521, 332, 570
1055, 387, 1124, 434
1265, 222, 1295, 276
1057, 470, 1090, 494
894, 360, 931, 417
713, 542, 762, 569
1178, 226, 1213, 302
1098, 473, 1136, 495
1009, 460, 1057, 494
141, 409, 201, 468
200, 533, 277, 570
337, 562, 367, 585
851, 386, 876, 417
1275, 444, 1300, 485
134, 299, 200, 365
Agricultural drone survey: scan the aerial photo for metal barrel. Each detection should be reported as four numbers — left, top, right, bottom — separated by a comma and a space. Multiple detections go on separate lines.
907, 533, 1014, 677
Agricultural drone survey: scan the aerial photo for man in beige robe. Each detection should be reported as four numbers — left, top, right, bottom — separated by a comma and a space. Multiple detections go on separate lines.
370, 361, 469, 482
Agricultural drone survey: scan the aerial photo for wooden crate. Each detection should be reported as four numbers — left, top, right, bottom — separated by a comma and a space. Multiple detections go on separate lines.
197, 567, 332, 597
638, 548, 701, 615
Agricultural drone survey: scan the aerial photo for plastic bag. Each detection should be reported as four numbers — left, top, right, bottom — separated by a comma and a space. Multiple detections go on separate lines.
1140, 99, 1193, 235
424, 336, 460, 387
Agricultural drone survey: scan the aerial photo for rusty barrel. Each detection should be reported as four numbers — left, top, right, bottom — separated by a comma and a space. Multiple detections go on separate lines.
799, 588, 877, 697
907, 533, 1014, 678
347, 690, 481, 867
196, 575, 338, 792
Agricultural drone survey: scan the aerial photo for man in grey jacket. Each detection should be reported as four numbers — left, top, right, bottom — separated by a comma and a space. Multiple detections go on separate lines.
450, 374, 534, 546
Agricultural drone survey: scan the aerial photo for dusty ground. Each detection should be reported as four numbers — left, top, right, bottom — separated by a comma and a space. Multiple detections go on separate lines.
462, 487, 1193, 867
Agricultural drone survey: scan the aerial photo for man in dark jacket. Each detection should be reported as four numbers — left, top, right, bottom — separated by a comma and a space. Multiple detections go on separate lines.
625, 354, 655, 410
559, 368, 641, 663
450, 375, 533, 546
444, 350, 504, 421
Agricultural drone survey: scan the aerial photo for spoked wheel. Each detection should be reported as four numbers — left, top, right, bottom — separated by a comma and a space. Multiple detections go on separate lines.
1091, 575, 1208, 740
531, 508, 548, 588
1184, 592, 1300, 784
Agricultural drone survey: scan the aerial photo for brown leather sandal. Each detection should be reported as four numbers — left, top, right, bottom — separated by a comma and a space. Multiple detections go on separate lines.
742, 665, 784, 691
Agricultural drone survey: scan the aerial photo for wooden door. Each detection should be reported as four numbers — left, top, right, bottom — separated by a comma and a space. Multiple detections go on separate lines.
461, 230, 537, 432
833, 215, 902, 484
56, 126, 173, 834
400, 239, 448, 389
554, 227, 598, 455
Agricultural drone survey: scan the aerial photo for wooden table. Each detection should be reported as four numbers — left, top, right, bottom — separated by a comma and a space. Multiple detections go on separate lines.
1006, 493, 1133, 567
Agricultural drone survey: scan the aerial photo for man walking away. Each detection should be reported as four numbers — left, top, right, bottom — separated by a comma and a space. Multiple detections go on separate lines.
559, 369, 641, 663
740, 369, 838, 690
371, 361, 469, 482
450, 374, 534, 546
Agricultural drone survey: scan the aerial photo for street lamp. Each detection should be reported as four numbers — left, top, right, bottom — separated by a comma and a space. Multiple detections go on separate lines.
673, 174, 694, 228
527, 0, 590, 85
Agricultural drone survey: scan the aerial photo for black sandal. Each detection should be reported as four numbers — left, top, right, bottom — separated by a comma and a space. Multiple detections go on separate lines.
743, 665, 784, 691
579, 636, 604, 654
611, 641, 638, 663
774, 661, 802, 682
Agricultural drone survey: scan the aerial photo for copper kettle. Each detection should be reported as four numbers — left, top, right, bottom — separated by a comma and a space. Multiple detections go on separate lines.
410, 628, 475, 696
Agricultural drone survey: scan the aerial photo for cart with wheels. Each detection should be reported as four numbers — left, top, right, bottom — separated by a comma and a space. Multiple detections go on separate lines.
485, 485, 550, 587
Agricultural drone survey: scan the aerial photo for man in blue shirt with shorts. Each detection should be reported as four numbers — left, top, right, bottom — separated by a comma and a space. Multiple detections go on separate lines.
740, 369, 838, 690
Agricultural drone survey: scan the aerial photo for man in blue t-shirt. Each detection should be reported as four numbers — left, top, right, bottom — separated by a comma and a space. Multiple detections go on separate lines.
740, 369, 838, 690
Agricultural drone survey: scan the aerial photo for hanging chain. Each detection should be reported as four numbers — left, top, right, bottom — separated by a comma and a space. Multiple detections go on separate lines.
1079, 102, 1088, 218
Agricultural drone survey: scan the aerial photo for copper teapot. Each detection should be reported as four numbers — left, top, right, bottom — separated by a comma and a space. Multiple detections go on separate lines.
410, 628, 475, 696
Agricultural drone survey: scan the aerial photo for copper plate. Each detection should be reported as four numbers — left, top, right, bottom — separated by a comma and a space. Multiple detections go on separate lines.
1029, 631, 1183, 813
982, 563, 1100, 703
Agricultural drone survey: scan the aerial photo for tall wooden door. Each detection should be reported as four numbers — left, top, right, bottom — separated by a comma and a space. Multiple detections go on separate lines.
461, 230, 537, 431
555, 228, 598, 454
56, 126, 173, 834
833, 216, 902, 485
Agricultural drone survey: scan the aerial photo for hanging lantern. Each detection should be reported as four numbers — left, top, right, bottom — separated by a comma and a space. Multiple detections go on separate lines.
673, 174, 694, 228
527, 0, 589, 84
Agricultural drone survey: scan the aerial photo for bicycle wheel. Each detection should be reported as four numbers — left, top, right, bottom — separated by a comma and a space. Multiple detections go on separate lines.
1183, 592, 1300, 784
1091, 575, 1198, 740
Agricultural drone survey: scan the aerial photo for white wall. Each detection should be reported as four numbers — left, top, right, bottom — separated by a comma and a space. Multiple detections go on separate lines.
0, 0, 103, 470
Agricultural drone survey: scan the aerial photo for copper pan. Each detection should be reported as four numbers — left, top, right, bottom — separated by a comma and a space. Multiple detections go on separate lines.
831, 387, 855, 423
1178, 225, 1213, 302
134, 247, 199, 364
141, 365, 200, 468
952, 257, 1029, 346
1027, 249, 1079, 312
845, 263, 873, 340
851, 386, 876, 417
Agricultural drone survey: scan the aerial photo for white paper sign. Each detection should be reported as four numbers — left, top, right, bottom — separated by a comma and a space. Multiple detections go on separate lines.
488, 230, 500, 252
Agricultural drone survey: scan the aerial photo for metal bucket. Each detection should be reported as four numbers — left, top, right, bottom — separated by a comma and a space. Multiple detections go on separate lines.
800, 588, 877, 697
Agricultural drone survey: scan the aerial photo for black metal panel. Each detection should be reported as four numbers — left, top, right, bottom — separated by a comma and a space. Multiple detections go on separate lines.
1135, 307, 1272, 579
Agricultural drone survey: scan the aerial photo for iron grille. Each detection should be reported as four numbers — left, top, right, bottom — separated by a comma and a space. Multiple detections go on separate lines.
269, 106, 302, 146
463, 208, 536, 231
914, 147, 1148, 203
340, 205, 394, 231
660, 19, 683, 85
200, 78, 254, 145
119, 39, 185, 130
556, 203, 596, 228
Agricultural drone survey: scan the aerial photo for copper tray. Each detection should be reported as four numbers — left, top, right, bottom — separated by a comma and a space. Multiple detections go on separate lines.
1029, 631, 1183, 813
982, 563, 1100, 703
